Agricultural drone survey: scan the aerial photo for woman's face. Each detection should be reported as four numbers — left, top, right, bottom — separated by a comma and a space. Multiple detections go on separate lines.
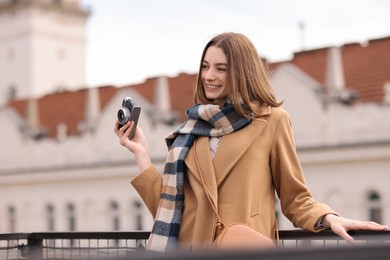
201, 46, 228, 105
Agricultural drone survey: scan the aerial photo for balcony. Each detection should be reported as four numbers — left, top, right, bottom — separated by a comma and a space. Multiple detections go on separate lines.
1, 230, 390, 259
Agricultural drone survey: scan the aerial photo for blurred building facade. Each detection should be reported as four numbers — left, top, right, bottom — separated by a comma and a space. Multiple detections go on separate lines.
0, 0, 89, 105
0, 1, 390, 234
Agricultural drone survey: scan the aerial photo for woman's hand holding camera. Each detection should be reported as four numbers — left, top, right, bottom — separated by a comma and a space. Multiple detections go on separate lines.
114, 120, 152, 172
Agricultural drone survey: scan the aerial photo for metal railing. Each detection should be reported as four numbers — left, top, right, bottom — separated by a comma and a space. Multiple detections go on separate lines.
0, 231, 149, 259
1, 230, 390, 259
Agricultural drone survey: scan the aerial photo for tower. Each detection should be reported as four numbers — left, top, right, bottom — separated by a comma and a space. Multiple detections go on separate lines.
0, 0, 90, 105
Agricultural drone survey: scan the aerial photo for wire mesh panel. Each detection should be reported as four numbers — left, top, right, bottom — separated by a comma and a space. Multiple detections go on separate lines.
39, 237, 146, 259
36, 232, 149, 259
1, 230, 390, 259
0, 240, 21, 259
0, 234, 29, 260
278, 229, 390, 248
0, 232, 149, 260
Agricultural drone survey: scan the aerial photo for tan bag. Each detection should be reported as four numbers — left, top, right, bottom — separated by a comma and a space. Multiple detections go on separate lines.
213, 222, 276, 250
193, 141, 278, 251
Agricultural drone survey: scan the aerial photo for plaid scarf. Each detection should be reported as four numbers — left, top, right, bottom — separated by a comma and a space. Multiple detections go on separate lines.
147, 102, 252, 252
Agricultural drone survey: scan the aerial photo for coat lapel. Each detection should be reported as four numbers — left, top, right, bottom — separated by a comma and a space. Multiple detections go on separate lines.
184, 105, 271, 196
213, 118, 267, 186
185, 137, 219, 207
185, 119, 268, 189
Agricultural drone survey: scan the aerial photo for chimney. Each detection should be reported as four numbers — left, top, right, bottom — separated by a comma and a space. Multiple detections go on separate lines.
84, 87, 100, 132
57, 123, 68, 142
384, 81, 390, 105
26, 97, 39, 129
25, 97, 47, 139
153, 76, 179, 125
325, 47, 356, 104
154, 76, 171, 114
325, 47, 345, 95
25, 98, 39, 138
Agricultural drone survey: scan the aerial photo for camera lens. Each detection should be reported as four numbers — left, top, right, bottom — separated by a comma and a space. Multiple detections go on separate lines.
117, 108, 131, 125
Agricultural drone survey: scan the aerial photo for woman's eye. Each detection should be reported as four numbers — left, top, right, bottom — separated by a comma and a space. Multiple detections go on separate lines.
218, 67, 226, 71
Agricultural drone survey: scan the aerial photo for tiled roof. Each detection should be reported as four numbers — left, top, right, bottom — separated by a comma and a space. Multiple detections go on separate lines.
6, 86, 119, 138
285, 36, 390, 102
166, 73, 198, 120
5, 73, 197, 138
342, 37, 390, 102
5, 36, 390, 139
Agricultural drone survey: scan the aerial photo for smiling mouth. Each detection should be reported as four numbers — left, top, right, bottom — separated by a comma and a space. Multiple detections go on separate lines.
207, 84, 222, 89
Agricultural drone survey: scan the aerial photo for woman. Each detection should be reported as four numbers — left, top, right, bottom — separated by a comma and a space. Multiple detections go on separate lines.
114, 32, 387, 252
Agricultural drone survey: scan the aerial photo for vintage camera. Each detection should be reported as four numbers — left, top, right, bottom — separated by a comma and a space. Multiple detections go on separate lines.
117, 97, 141, 139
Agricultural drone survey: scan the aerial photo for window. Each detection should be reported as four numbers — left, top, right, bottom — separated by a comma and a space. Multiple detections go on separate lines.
368, 191, 382, 223
110, 201, 120, 231
46, 204, 56, 246
46, 204, 55, 231
8, 206, 16, 232
110, 201, 121, 247
67, 204, 76, 231
6, 85, 17, 100
133, 201, 143, 230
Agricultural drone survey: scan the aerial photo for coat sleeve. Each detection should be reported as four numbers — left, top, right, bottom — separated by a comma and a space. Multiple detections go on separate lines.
131, 166, 162, 219
269, 110, 339, 232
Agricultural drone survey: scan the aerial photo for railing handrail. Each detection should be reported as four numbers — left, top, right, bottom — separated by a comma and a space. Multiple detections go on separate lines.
0, 233, 31, 240
2, 229, 390, 241
28, 231, 151, 240
279, 229, 390, 240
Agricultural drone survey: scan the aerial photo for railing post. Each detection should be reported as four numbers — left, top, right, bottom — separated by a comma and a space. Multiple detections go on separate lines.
27, 236, 43, 260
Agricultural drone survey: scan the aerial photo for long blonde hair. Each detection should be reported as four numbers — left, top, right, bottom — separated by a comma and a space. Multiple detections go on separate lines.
194, 32, 283, 117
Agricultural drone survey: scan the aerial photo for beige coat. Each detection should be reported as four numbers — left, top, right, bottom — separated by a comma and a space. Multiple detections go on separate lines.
131, 106, 338, 250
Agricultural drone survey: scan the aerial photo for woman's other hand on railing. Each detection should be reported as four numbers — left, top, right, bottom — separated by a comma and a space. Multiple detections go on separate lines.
323, 214, 389, 244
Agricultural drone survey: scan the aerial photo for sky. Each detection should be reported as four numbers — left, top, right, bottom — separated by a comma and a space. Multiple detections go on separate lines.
81, 0, 390, 87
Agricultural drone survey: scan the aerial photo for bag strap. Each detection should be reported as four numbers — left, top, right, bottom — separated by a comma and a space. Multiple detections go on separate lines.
193, 140, 226, 230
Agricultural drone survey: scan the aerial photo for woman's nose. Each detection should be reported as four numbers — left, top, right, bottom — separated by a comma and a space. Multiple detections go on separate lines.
205, 69, 216, 81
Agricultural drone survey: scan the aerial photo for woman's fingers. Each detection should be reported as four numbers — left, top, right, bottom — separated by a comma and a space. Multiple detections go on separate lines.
118, 121, 132, 139
114, 120, 134, 145
326, 214, 389, 244
113, 120, 120, 134
122, 121, 134, 139
114, 121, 131, 136
362, 221, 389, 230
332, 225, 355, 244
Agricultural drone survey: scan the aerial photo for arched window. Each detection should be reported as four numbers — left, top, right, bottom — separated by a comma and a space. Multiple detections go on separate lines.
133, 201, 143, 230
110, 201, 120, 231
46, 204, 55, 231
67, 204, 76, 231
8, 206, 16, 232
368, 191, 382, 223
